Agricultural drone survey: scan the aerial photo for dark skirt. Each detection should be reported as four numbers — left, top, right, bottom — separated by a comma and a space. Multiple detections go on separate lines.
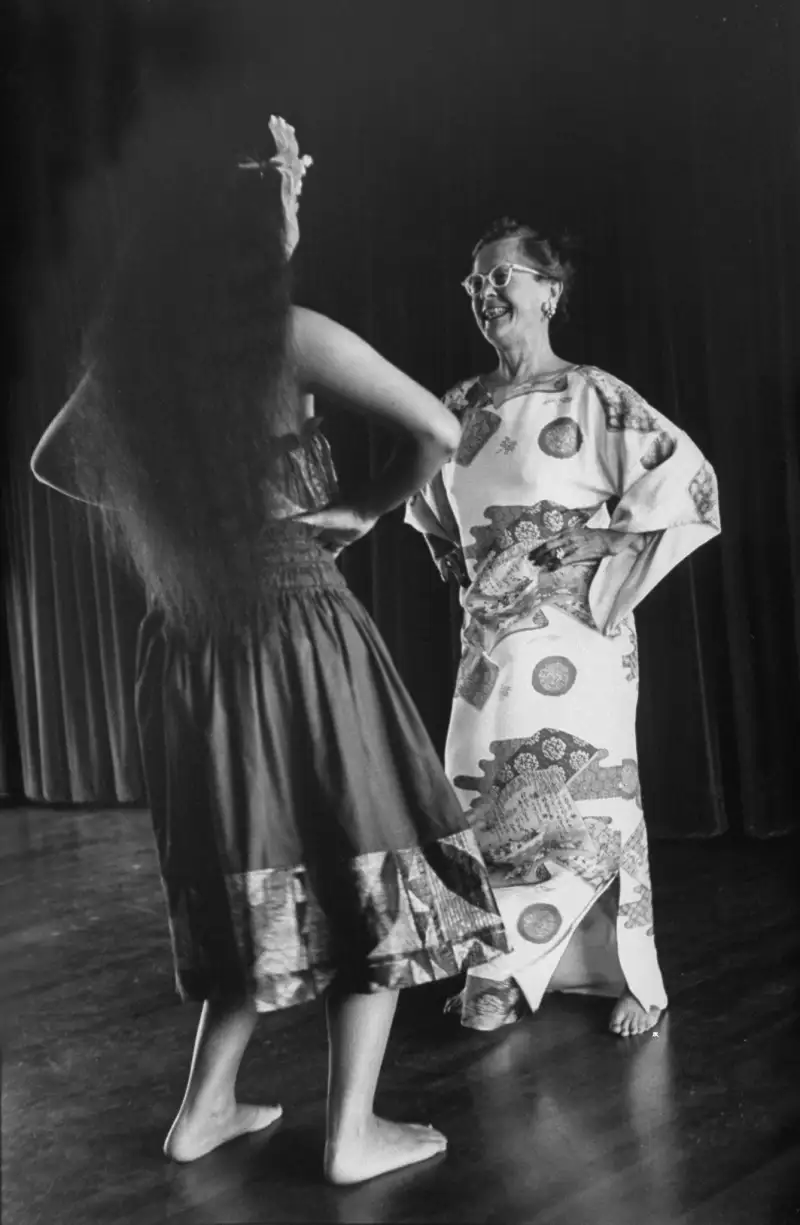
135, 548, 508, 1011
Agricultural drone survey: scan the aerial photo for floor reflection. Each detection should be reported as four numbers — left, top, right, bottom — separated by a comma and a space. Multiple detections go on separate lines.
166, 1119, 447, 1224
463, 1011, 681, 1225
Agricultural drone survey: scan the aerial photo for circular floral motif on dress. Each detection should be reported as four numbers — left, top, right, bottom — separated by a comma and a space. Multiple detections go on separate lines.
512, 752, 540, 779
569, 749, 591, 771
512, 521, 541, 548
539, 417, 583, 458
517, 903, 563, 944
532, 656, 577, 696
542, 509, 564, 535
542, 735, 568, 761
641, 431, 677, 471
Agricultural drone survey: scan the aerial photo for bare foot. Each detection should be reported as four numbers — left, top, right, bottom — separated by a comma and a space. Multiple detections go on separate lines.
609, 990, 663, 1037
324, 1115, 447, 1185
164, 1102, 283, 1163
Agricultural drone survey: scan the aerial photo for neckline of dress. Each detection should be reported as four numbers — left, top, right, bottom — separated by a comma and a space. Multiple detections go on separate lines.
477, 364, 582, 409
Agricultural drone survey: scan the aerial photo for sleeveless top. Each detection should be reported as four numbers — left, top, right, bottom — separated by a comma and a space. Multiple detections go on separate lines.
258, 417, 346, 590
46, 370, 346, 597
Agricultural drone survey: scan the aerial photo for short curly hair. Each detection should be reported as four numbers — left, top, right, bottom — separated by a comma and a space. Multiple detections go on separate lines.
472, 217, 576, 314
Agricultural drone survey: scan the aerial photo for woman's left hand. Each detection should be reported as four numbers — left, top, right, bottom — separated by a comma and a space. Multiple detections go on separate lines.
530, 527, 639, 570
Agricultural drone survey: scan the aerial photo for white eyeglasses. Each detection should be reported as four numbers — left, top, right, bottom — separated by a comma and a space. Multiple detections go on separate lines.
461, 262, 546, 298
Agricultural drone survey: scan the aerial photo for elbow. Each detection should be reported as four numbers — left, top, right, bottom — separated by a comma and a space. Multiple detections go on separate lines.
424, 434, 458, 468
404, 411, 461, 466
410, 428, 458, 466
30, 447, 52, 488
30, 430, 62, 487
30, 444, 65, 493
430, 414, 462, 460
437, 436, 459, 465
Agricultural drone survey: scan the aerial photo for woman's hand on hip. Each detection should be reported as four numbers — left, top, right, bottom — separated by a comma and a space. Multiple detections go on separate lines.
530, 527, 641, 570
291, 502, 379, 556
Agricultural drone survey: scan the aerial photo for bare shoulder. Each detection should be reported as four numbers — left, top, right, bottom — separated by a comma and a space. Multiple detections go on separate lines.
288, 306, 458, 445
289, 303, 327, 348
290, 304, 357, 357
289, 306, 373, 391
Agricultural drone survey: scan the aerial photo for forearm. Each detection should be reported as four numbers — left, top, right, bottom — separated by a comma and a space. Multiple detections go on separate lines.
353, 436, 455, 520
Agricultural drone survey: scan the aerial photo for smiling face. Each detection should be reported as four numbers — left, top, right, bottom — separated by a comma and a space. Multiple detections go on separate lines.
470, 236, 561, 349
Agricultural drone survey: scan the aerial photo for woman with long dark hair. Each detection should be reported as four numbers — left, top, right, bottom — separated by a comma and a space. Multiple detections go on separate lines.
30, 119, 509, 1184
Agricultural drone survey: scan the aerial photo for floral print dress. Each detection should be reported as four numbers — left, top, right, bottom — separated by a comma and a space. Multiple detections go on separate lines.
406, 365, 720, 1029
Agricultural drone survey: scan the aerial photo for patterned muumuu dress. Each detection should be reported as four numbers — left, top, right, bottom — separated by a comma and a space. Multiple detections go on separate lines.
135, 419, 509, 1010
406, 366, 720, 1030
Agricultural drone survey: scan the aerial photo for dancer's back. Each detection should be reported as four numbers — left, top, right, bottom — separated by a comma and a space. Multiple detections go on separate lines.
31, 118, 510, 1182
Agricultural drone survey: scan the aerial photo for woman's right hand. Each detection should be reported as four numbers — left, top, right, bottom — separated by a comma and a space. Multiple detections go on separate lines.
291, 502, 379, 556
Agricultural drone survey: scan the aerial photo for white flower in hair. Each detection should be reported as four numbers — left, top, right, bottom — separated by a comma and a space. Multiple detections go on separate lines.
238, 115, 313, 258
268, 115, 313, 191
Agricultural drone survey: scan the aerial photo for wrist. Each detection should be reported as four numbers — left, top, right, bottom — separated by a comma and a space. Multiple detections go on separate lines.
609, 530, 648, 556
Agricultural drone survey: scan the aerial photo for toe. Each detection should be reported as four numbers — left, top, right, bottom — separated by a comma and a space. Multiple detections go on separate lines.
610, 1005, 628, 1034
252, 1104, 283, 1132
415, 1124, 447, 1148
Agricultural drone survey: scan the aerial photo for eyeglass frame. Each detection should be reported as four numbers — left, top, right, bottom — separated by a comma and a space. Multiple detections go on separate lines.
461, 262, 550, 298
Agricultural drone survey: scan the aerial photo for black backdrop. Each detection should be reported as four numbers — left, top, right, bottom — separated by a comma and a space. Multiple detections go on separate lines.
2, 0, 798, 837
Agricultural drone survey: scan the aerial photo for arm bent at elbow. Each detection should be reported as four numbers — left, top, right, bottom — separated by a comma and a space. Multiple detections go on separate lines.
292, 305, 461, 460
290, 307, 460, 542
30, 376, 108, 507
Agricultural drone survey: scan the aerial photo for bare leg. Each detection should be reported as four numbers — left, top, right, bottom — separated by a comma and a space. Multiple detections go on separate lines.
323, 987, 447, 1185
164, 995, 282, 1162
609, 988, 663, 1037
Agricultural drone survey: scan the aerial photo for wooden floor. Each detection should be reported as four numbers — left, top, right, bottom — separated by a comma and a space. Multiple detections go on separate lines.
2, 809, 799, 1225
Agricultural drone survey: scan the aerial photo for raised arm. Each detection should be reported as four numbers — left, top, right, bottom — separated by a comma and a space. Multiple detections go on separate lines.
291, 305, 460, 520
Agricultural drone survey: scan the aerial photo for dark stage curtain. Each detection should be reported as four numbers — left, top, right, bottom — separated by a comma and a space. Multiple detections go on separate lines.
2, 1, 798, 837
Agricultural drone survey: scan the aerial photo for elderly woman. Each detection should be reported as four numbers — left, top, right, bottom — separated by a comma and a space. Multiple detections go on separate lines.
406, 217, 720, 1037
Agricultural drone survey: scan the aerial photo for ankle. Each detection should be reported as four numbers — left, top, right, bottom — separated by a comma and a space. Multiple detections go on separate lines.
179, 1088, 237, 1121
327, 1107, 374, 1146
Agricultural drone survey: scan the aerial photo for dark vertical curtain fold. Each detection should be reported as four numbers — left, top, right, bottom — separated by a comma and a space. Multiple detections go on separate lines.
1, 1, 798, 836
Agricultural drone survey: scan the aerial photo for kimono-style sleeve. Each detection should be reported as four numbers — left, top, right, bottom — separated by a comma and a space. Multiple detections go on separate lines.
403, 380, 472, 588
581, 368, 721, 635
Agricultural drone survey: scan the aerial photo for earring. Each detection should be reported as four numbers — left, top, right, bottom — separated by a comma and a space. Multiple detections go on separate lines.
541, 299, 556, 321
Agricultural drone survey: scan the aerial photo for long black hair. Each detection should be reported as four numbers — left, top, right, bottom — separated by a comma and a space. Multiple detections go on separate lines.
75, 115, 300, 641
